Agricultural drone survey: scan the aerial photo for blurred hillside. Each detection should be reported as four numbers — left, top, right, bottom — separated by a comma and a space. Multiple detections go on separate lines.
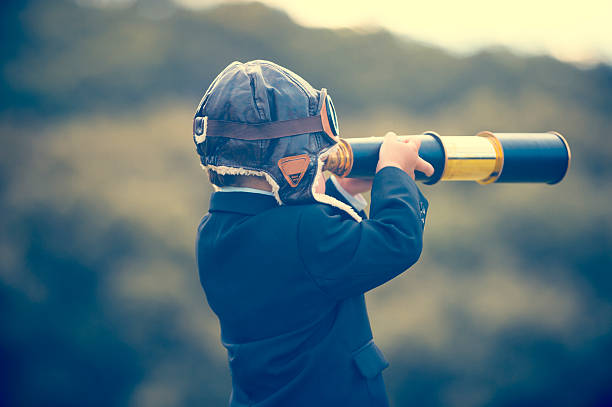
1, 0, 611, 406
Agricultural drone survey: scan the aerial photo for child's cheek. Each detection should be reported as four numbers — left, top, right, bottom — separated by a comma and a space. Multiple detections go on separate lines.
314, 173, 325, 194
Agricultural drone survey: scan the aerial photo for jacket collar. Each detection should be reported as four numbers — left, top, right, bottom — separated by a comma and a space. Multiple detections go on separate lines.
209, 191, 279, 215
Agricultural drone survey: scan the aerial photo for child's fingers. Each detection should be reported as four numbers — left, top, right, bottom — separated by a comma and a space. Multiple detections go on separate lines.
417, 158, 435, 177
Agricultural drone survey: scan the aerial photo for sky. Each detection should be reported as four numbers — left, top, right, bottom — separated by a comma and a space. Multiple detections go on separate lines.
174, 0, 612, 66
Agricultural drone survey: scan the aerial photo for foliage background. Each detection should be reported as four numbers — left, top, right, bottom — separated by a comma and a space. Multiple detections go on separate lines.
1, 1, 611, 405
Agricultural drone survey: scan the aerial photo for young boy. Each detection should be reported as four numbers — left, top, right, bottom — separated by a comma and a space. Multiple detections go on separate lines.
194, 60, 433, 407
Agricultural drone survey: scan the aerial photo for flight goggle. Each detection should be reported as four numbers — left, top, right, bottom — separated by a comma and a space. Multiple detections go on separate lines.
193, 88, 340, 143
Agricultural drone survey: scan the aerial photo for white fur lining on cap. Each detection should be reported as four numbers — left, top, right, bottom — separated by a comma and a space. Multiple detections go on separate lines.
200, 146, 363, 222
202, 163, 282, 205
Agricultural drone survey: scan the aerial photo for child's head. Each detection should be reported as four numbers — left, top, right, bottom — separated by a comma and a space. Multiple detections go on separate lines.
193, 60, 359, 219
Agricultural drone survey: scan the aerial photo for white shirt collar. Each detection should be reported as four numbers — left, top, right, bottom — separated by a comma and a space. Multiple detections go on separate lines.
217, 186, 275, 196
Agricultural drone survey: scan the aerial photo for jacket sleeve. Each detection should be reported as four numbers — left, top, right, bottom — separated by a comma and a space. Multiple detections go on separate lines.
298, 166, 429, 300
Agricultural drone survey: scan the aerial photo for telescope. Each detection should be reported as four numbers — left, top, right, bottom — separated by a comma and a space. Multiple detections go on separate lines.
324, 131, 571, 185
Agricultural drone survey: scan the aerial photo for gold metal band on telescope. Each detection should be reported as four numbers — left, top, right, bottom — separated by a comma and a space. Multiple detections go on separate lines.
323, 137, 353, 177
475, 132, 504, 184
438, 135, 503, 183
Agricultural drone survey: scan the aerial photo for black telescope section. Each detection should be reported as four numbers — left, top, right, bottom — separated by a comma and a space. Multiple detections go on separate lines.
491, 132, 571, 184
345, 138, 381, 179
416, 132, 446, 184
346, 133, 446, 183
339, 132, 570, 185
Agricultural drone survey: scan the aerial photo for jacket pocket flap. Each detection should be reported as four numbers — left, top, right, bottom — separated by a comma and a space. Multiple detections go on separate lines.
352, 340, 389, 379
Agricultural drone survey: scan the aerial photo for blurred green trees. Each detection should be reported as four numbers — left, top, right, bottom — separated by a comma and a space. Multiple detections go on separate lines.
1, 0, 611, 406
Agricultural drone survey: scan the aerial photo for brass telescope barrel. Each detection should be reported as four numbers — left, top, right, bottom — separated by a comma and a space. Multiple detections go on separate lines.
324, 132, 571, 184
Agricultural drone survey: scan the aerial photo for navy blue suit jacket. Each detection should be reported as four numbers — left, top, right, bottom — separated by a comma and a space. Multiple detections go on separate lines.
196, 166, 428, 406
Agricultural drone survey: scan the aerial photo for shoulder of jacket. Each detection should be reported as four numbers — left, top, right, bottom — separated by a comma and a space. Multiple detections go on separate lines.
295, 202, 357, 227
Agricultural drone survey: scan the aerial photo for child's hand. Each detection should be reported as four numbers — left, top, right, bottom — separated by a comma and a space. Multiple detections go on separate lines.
376, 132, 435, 180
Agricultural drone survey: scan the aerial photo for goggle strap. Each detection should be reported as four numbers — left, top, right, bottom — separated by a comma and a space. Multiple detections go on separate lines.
196, 115, 326, 141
